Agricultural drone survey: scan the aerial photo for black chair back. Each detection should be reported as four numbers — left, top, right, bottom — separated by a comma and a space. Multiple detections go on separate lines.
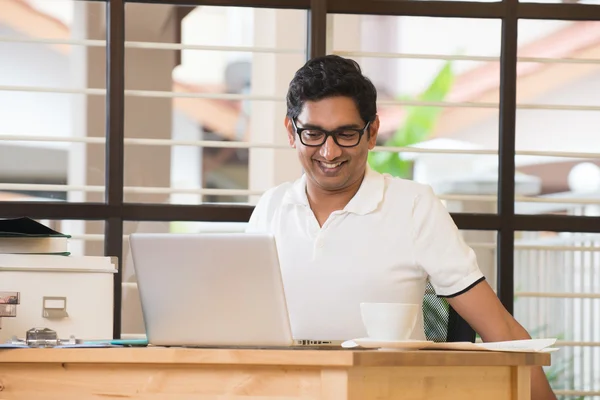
422, 280, 476, 343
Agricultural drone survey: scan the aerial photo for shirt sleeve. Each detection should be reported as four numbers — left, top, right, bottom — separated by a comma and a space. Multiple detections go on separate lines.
412, 185, 485, 297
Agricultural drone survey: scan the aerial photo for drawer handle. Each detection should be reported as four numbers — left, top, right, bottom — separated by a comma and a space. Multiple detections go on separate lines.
42, 296, 69, 319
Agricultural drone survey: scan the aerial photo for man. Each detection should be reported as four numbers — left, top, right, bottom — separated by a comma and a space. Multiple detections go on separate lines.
247, 55, 556, 400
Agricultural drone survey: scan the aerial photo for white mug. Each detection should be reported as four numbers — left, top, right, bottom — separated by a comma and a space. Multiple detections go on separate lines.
360, 302, 419, 341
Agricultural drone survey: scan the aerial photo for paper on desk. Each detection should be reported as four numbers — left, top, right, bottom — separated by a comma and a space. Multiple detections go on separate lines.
0, 343, 29, 349
55, 343, 123, 348
426, 338, 558, 353
0, 343, 122, 349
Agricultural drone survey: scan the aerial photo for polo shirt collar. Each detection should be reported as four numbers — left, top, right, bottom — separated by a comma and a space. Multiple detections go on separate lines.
283, 164, 385, 215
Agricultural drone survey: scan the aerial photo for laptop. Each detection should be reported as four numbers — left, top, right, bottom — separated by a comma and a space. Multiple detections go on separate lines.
129, 232, 342, 348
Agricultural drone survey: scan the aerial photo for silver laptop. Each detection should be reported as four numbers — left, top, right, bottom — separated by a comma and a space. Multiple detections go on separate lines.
129, 232, 341, 348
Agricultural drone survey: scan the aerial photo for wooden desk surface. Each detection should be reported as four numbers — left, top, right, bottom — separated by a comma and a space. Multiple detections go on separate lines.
0, 348, 546, 399
0, 347, 551, 367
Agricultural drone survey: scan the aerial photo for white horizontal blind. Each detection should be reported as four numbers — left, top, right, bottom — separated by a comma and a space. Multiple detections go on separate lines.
515, 231, 600, 398
2, 81, 600, 110
2, 5, 600, 394
1, 6, 599, 207
1, 16, 600, 206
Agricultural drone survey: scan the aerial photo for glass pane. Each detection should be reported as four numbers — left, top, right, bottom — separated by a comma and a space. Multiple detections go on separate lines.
123, 3, 308, 205
462, 229, 498, 292
51, 219, 105, 256
515, 20, 600, 217
515, 230, 600, 398
330, 15, 501, 213
0, 0, 106, 203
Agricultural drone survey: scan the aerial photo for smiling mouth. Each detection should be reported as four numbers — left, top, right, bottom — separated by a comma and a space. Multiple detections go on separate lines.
315, 160, 346, 174
320, 161, 343, 168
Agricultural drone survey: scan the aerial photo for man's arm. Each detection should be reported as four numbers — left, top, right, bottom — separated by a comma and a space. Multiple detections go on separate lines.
445, 280, 557, 400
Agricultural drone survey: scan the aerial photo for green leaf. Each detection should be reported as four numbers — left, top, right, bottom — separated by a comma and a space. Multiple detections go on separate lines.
370, 61, 455, 179
368, 150, 393, 167
388, 61, 454, 148
368, 151, 412, 177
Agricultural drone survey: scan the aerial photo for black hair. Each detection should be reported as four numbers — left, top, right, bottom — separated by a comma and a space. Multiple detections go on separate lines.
286, 55, 377, 125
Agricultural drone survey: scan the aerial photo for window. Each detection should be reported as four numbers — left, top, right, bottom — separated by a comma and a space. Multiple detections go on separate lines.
2, 0, 599, 396
122, 4, 308, 205
515, 230, 600, 398
0, 0, 106, 204
330, 14, 502, 214
515, 20, 600, 222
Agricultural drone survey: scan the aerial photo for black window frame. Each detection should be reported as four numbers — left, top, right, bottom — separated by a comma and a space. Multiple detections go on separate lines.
2, 0, 600, 338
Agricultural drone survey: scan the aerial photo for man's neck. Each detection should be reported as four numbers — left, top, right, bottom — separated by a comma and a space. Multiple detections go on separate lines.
306, 171, 365, 216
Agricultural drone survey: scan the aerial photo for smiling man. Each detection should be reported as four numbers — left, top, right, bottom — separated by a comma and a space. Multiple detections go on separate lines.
246, 55, 556, 400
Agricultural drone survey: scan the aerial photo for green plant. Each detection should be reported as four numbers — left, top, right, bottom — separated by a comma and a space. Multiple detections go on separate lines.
368, 61, 455, 179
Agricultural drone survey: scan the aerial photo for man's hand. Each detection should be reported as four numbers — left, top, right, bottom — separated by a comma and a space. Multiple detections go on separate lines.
446, 280, 557, 400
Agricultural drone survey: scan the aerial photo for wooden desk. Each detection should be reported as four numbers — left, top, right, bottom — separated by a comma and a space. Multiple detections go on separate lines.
0, 347, 549, 399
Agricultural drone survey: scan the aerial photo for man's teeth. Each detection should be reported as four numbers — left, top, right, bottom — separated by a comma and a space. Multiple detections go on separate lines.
321, 161, 342, 168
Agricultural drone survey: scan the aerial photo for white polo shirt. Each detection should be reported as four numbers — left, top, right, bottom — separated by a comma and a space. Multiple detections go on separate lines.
246, 165, 485, 341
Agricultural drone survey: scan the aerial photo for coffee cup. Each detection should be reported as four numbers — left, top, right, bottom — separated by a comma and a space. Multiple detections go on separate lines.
360, 302, 419, 341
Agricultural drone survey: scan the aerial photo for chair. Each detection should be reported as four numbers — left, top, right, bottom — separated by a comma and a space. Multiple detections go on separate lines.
422, 280, 476, 343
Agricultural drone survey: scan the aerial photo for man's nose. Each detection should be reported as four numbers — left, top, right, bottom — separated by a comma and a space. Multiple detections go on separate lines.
319, 136, 342, 160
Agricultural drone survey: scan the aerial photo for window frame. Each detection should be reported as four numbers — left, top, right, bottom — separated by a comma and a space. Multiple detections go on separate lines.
2, 0, 600, 338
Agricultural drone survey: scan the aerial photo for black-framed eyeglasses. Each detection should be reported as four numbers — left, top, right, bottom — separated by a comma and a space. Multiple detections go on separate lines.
291, 118, 371, 148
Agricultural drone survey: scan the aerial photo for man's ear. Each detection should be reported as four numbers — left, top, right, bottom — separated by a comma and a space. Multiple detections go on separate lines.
285, 116, 296, 148
367, 115, 380, 150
